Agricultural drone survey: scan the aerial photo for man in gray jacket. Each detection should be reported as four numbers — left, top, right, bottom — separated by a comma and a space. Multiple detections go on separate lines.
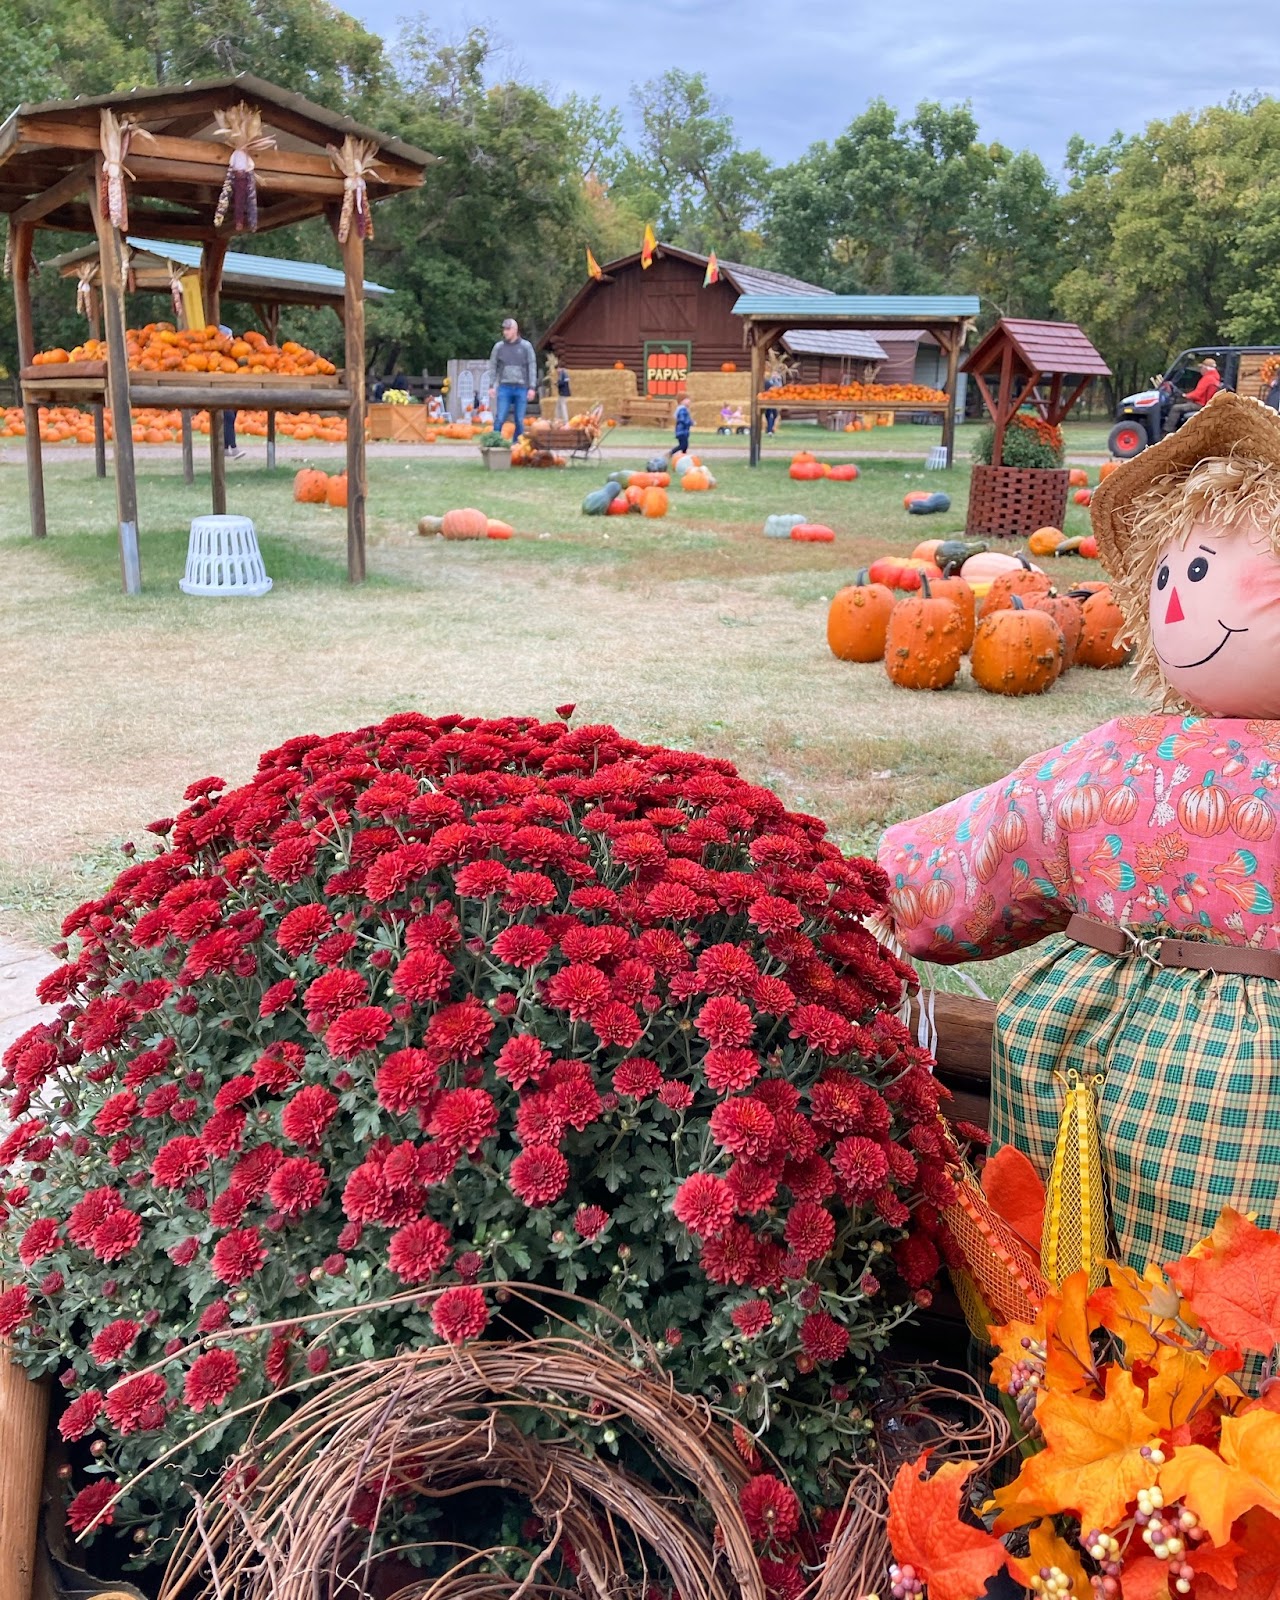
487, 318, 538, 440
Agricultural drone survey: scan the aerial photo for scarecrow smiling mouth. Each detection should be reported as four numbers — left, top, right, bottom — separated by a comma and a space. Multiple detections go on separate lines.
1155, 621, 1249, 671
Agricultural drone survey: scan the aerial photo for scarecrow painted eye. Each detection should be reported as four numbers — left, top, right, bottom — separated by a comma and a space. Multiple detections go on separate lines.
1156, 564, 1170, 590
1188, 556, 1210, 582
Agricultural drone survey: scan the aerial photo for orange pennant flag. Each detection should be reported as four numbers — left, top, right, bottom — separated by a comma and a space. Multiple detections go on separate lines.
703, 251, 720, 286
641, 224, 656, 269
586, 248, 603, 281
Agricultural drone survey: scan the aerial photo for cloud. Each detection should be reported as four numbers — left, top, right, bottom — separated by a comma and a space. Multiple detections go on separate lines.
352, 0, 1280, 174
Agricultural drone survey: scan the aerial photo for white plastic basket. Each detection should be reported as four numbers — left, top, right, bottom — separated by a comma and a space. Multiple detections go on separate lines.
179, 515, 272, 598
926, 445, 950, 470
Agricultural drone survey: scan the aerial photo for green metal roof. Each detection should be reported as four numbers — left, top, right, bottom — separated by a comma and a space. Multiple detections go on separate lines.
732, 294, 979, 320
127, 238, 392, 298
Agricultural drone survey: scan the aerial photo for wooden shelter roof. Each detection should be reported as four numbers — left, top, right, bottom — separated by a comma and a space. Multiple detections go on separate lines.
0, 74, 431, 239
963, 317, 1110, 378
733, 293, 980, 329
46, 237, 393, 308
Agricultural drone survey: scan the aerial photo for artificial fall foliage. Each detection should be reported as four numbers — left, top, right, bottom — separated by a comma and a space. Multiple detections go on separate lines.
887, 1205, 1280, 1600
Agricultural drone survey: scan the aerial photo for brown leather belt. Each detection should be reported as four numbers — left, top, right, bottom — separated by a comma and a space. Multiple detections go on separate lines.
1067, 914, 1280, 979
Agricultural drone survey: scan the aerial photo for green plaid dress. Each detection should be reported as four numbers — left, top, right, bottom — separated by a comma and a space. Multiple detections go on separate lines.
989, 933, 1280, 1271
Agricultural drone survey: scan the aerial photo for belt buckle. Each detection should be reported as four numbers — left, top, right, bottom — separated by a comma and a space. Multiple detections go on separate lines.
1120, 925, 1165, 966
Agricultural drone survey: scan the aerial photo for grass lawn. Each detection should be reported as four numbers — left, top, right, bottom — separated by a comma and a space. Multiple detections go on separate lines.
0, 442, 1140, 994
595, 417, 1117, 457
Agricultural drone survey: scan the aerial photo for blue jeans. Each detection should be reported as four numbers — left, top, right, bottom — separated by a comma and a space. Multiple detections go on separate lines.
495, 384, 528, 439
671, 429, 690, 457
765, 409, 777, 434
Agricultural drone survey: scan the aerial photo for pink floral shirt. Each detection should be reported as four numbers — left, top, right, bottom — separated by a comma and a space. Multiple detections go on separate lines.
877, 715, 1280, 962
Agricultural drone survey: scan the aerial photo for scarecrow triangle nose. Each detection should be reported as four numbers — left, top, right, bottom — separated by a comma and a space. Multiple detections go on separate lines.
1165, 588, 1185, 624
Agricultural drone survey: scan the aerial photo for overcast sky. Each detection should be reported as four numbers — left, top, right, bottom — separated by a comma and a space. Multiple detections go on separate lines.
348, 0, 1280, 177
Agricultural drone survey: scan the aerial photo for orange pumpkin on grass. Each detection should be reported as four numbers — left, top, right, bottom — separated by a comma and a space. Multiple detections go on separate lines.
293, 468, 329, 504
440, 507, 489, 540
827, 571, 895, 662
884, 576, 965, 691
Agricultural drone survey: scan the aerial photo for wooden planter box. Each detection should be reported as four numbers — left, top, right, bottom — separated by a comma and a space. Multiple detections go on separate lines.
965, 465, 1070, 540
365, 403, 434, 443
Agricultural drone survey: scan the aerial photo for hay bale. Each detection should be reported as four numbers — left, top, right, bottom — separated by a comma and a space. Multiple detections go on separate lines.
685, 372, 751, 407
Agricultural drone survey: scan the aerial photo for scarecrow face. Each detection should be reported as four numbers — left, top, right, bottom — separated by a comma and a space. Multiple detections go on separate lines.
1148, 520, 1280, 716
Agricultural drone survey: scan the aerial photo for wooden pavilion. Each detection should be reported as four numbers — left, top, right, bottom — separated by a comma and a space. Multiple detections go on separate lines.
731, 294, 980, 466
0, 75, 431, 589
962, 318, 1110, 463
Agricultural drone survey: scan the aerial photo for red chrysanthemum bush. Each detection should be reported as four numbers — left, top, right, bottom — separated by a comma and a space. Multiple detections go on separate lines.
0, 712, 956, 1563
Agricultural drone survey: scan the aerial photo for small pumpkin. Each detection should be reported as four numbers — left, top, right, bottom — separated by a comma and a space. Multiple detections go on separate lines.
440, 507, 490, 541
293, 467, 328, 504
486, 519, 514, 539
613, 361, 626, 370
624, 484, 646, 509
764, 514, 807, 540
1073, 488, 1093, 506
792, 451, 817, 465
867, 556, 942, 591
606, 494, 631, 516
907, 491, 951, 515
1026, 592, 1084, 668
790, 523, 835, 542
969, 595, 1065, 696
981, 564, 1053, 617
1057, 779, 1104, 831
1068, 467, 1090, 488
1079, 534, 1099, 559
416, 515, 444, 537
911, 538, 944, 563
883, 575, 965, 691
682, 469, 712, 491
790, 461, 826, 481
646, 455, 669, 473
1076, 589, 1130, 668
927, 574, 976, 652
721, 361, 737, 372
1229, 790, 1276, 842
1099, 461, 1120, 480
325, 473, 348, 508
1027, 526, 1064, 557
640, 487, 668, 518
904, 491, 930, 509
827, 570, 896, 662
827, 463, 859, 481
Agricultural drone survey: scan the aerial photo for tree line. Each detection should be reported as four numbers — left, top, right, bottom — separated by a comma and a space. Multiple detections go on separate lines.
2, 0, 1278, 396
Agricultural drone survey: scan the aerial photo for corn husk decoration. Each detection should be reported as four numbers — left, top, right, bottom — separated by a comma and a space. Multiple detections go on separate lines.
166, 262, 185, 321
99, 109, 151, 233
213, 103, 275, 233
76, 260, 99, 317
328, 135, 380, 243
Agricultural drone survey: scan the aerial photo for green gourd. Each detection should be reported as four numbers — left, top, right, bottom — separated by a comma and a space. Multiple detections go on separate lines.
582, 486, 616, 516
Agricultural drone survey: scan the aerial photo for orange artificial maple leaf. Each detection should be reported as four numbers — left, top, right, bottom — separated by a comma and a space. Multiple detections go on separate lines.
1010, 1518, 1091, 1599
1140, 1344, 1244, 1434
993, 1365, 1160, 1533
981, 1145, 1045, 1255
1045, 1271, 1099, 1395
1091, 1262, 1186, 1364
1159, 1410, 1280, 1544
1199, 1510, 1280, 1600
886, 1453, 1011, 1600
1120, 1553, 1173, 1600
1168, 1209, 1280, 1357
989, 1311, 1044, 1395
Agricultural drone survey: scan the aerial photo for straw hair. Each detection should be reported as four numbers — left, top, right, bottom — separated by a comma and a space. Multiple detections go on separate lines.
1090, 392, 1280, 707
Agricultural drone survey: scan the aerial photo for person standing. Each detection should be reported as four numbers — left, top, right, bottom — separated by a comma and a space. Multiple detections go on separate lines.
555, 362, 571, 424
218, 323, 245, 459
763, 369, 783, 435
487, 318, 538, 440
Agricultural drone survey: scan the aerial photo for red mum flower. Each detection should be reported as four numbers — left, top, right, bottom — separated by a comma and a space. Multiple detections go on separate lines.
739, 1474, 801, 1545
58, 1388, 103, 1442
424, 998, 494, 1063
376, 1048, 439, 1115
748, 895, 804, 934
658, 1081, 694, 1111
0, 1285, 31, 1336
613, 1057, 662, 1098
550, 1076, 602, 1133
893, 1232, 940, 1291
91, 1209, 142, 1264
200, 1108, 247, 1160
387, 1217, 452, 1283
695, 996, 754, 1049
495, 1033, 551, 1090
265, 1333, 293, 1388
589, 1001, 644, 1049
326, 1005, 392, 1060
92, 1091, 138, 1137
263, 834, 316, 884
545, 962, 612, 1021
363, 843, 434, 902
700, 1221, 759, 1285
490, 925, 553, 969
266, 1156, 327, 1217
259, 978, 297, 1018
453, 861, 514, 899
573, 1204, 610, 1240
428, 1088, 498, 1154
431, 1285, 488, 1345
66, 1479, 118, 1534
281, 1085, 338, 1149
152, 1135, 209, 1190
276, 903, 332, 957
761, 1557, 806, 1600
509, 1145, 569, 1207
74, 994, 137, 1052
731, 1300, 773, 1337
790, 1003, 857, 1059
89, 1318, 141, 1365
831, 1136, 889, 1203
103, 1371, 167, 1434
874, 1187, 911, 1228
709, 1096, 777, 1161
783, 1154, 836, 1202
18, 1216, 60, 1266
672, 1173, 734, 1238
696, 943, 759, 996
304, 969, 369, 1026
199, 1299, 231, 1333
391, 947, 454, 1004
179, 929, 247, 985
501, 871, 557, 911
211, 1226, 268, 1285
784, 1201, 835, 1264
726, 1159, 778, 1213
799, 1309, 849, 1364
184, 1348, 241, 1413
703, 1047, 760, 1093
516, 1091, 565, 1146
168, 1236, 200, 1266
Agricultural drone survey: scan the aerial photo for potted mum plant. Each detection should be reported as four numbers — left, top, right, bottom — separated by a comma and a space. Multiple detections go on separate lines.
476, 430, 512, 470
967, 411, 1070, 539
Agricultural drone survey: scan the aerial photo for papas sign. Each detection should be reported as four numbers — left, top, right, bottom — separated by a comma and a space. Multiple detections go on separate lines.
645, 343, 691, 396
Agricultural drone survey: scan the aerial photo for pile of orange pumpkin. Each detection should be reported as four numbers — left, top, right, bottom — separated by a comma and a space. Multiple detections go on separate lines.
0, 404, 348, 445
827, 538, 1130, 695
510, 434, 567, 468
759, 381, 949, 405
33, 324, 337, 377
789, 451, 859, 482
292, 468, 348, 508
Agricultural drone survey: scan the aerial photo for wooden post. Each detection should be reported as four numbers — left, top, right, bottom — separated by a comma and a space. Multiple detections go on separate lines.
748, 326, 764, 468
0, 1347, 50, 1600
89, 162, 141, 594
939, 322, 963, 467
266, 408, 276, 471
91, 405, 106, 478
11, 224, 46, 539
341, 226, 367, 584
180, 409, 194, 485
991, 341, 1015, 468
201, 239, 228, 516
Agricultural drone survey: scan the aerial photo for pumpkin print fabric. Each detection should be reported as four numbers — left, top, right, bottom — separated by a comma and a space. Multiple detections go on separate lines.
879, 712, 1280, 1281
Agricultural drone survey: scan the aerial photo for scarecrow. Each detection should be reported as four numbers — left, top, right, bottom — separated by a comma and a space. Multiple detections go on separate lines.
878, 391, 1280, 1290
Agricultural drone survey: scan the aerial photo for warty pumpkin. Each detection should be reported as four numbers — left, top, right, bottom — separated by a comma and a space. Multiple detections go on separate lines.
926, 573, 976, 652
1026, 592, 1084, 668
293, 468, 328, 504
1075, 588, 1131, 668
969, 596, 1065, 696
827, 570, 896, 662
980, 558, 1053, 617
440, 507, 490, 540
883, 576, 965, 690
